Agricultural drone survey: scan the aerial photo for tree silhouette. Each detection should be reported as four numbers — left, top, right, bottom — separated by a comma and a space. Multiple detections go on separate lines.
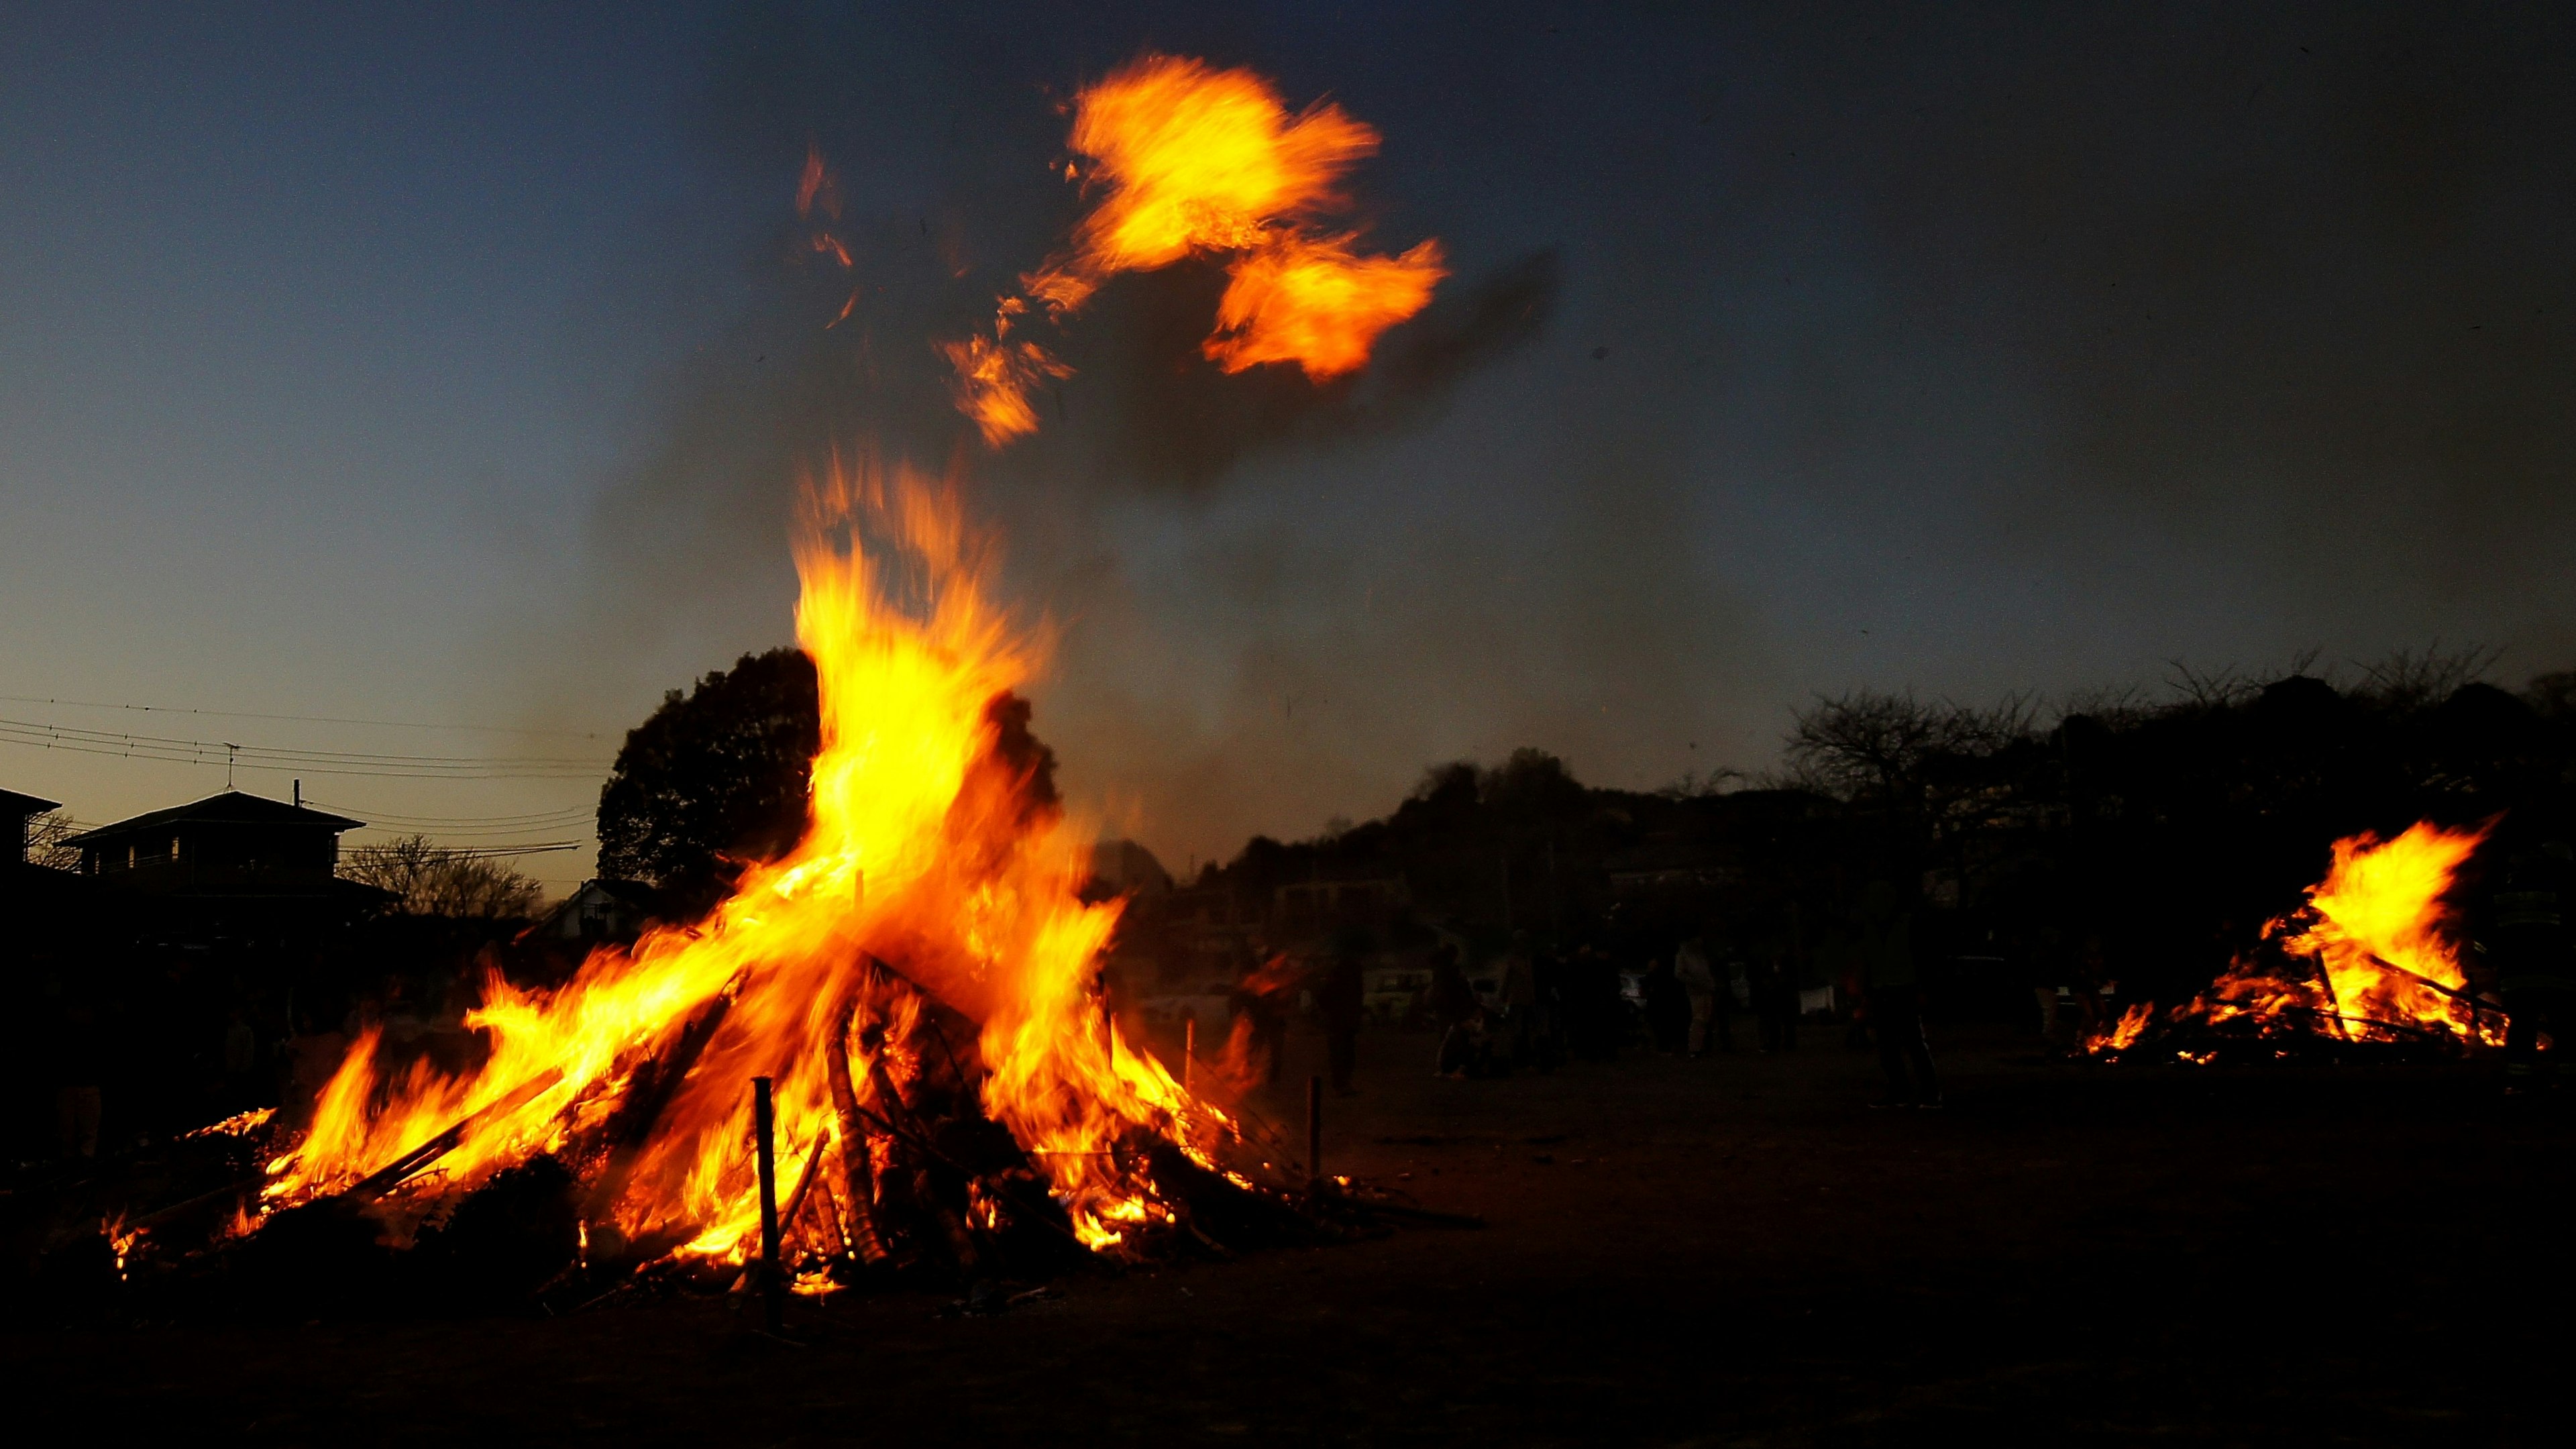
594, 649, 1061, 918
596, 649, 821, 916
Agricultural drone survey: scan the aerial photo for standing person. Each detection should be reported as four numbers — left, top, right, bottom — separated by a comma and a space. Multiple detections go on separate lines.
1499, 933, 1538, 1067
1319, 943, 1366, 1097
221, 1000, 260, 1114
2475, 810, 2574, 1093
1642, 954, 1688, 1055
53, 994, 105, 1161
1857, 879, 1941, 1107
1754, 931, 1800, 1053
1529, 945, 1566, 1069
1228, 951, 1294, 1086
1674, 934, 1718, 1058
1428, 944, 1479, 1077
2025, 922, 2068, 1041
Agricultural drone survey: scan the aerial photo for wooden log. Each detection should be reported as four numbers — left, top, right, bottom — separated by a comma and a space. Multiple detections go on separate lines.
345, 1067, 566, 1202
824, 984, 890, 1265
777, 1126, 829, 1252
583, 977, 746, 1218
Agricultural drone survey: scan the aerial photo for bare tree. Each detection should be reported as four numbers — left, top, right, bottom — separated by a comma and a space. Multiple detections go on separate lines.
2165, 647, 2327, 710
1656, 766, 1749, 800
2351, 641, 2502, 712
342, 835, 545, 919
22, 809, 81, 871
1785, 689, 2018, 806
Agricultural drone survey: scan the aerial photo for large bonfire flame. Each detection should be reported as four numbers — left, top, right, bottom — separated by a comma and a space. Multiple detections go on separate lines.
2090, 820, 2503, 1057
262, 458, 1240, 1265
943, 53, 1446, 445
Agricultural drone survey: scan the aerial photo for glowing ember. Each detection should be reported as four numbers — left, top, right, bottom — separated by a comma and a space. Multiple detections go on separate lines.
945, 53, 1446, 443
256, 457, 1240, 1266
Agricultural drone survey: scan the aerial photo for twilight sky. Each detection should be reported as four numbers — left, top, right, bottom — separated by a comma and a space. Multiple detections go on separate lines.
3, 1, 2571, 883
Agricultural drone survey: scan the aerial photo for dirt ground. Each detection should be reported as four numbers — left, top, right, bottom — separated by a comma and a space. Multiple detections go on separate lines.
9, 1019, 2571, 1446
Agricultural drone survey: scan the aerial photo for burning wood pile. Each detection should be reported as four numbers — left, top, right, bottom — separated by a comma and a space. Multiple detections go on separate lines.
89, 467, 1406, 1318
55, 56, 1470, 1318
2086, 820, 2508, 1065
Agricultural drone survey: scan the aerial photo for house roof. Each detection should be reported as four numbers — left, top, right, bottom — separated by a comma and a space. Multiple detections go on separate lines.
1, 788, 60, 816
571, 878, 661, 909
62, 790, 364, 847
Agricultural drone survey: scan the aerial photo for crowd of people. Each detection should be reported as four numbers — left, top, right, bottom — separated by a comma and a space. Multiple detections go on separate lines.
1216, 877, 1955, 1110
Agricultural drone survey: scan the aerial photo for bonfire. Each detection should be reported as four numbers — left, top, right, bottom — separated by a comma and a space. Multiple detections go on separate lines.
2087, 821, 2507, 1063
87, 52, 1464, 1313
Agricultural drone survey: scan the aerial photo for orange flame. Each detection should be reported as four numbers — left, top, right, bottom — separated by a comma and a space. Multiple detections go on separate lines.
2086, 1002, 2153, 1056
945, 54, 1444, 443
2165, 820, 2501, 1048
262, 457, 1234, 1260
1205, 235, 1447, 378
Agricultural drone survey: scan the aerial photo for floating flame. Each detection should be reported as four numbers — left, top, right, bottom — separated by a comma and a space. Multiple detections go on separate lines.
261, 457, 1233, 1260
1205, 235, 1447, 378
945, 54, 1445, 443
798, 142, 861, 327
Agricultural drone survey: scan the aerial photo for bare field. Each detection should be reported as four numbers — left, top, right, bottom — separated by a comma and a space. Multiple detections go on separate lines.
10, 1021, 2567, 1446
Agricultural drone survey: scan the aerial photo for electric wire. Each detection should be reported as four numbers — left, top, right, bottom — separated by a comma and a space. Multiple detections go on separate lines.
0, 716, 610, 780
0, 692, 614, 740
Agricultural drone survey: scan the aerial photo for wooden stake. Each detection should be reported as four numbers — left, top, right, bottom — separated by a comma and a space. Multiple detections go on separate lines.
753, 1076, 785, 1335
1184, 1017, 1195, 1093
1307, 1074, 1324, 1191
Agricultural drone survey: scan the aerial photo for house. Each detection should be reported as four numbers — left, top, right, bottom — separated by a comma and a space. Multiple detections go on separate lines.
60, 790, 391, 936
535, 879, 663, 943
2, 788, 58, 867
66, 790, 364, 888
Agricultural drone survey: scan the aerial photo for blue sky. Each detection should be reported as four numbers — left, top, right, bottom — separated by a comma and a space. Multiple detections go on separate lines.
5, 2, 2571, 880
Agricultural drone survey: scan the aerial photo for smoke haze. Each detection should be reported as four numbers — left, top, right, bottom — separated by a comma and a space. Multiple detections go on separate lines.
518, 1, 2576, 871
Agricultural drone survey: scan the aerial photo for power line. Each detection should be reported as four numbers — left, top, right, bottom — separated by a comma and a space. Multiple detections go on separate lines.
0, 716, 608, 766
311, 800, 596, 826
391, 841, 584, 859
350, 822, 597, 843
0, 718, 610, 780
0, 692, 616, 741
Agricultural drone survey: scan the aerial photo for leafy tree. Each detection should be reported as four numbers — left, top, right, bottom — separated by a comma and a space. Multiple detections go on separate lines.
596, 649, 820, 916
341, 835, 545, 918
594, 647, 1060, 917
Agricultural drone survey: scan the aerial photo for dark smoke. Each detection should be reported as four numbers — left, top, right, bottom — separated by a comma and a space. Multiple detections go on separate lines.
515, 1, 2576, 869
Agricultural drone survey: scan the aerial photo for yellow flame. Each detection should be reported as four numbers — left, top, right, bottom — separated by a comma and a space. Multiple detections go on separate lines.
264, 455, 1233, 1260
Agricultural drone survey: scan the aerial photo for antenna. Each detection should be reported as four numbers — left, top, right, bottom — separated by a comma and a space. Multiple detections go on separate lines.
293, 778, 302, 809
225, 742, 238, 789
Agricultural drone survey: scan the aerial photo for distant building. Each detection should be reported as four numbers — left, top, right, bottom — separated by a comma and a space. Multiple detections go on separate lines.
67, 790, 362, 886
61, 790, 390, 934
1, 788, 58, 867
1274, 876, 1406, 940
535, 879, 663, 944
